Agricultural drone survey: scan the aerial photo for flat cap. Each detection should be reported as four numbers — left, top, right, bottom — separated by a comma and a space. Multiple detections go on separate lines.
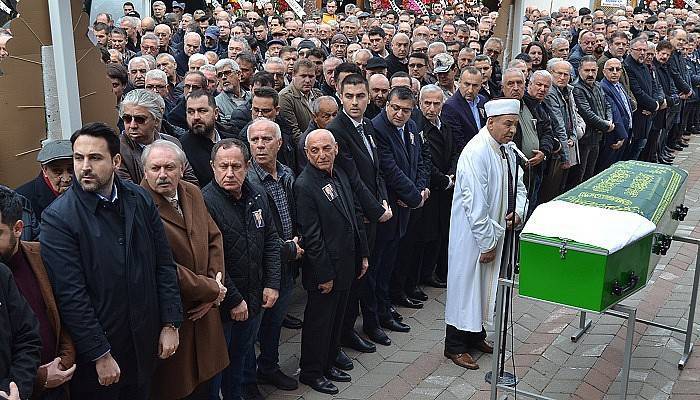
366, 56, 388, 69
37, 140, 73, 164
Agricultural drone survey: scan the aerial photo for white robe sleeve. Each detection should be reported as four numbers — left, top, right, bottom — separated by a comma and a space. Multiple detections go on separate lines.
455, 150, 505, 253
515, 164, 528, 223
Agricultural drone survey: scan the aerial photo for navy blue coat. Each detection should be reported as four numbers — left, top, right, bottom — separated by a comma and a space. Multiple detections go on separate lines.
40, 177, 183, 390
372, 110, 429, 239
598, 79, 633, 171
441, 90, 486, 151
624, 54, 659, 114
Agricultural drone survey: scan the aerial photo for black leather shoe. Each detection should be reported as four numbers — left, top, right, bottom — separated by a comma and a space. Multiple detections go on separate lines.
422, 276, 447, 288
342, 330, 376, 353
677, 141, 689, 148
390, 306, 403, 322
659, 157, 673, 165
671, 143, 684, 151
380, 318, 411, 333
363, 327, 391, 346
299, 376, 339, 395
393, 295, 423, 309
257, 369, 299, 390
334, 349, 354, 371
406, 287, 429, 302
282, 314, 303, 329
325, 366, 352, 382
242, 383, 264, 400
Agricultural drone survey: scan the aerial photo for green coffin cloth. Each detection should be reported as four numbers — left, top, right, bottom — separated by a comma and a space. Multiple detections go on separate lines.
556, 161, 687, 224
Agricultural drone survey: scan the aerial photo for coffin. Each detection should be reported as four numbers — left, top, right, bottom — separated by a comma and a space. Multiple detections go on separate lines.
518, 161, 688, 312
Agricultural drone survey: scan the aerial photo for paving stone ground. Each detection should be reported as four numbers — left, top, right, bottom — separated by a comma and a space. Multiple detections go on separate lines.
257, 137, 700, 399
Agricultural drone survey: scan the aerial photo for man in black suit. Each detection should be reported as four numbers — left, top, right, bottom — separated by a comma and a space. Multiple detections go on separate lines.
326, 74, 393, 359
179, 90, 223, 187
441, 67, 487, 151
372, 86, 429, 334
295, 129, 369, 395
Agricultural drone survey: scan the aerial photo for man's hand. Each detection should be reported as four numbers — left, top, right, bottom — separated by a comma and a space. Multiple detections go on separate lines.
262, 288, 279, 308
358, 257, 369, 279
397, 200, 408, 207
607, 121, 615, 132
289, 237, 305, 260
660, 99, 668, 110
159, 325, 179, 359
215, 271, 227, 305
505, 212, 521, 229
96, 352, 120, 386
0, 382, 19, 400
378, 200, 393, 222
421, 188, 430, 202
230, 300, 249, 321
642, 109, 652, 116
318, 280, 334, 294
561, 161, 571, 170
41, 357, 76, 388
611, 139, 625, 150
446, 174, 455, 189
479, 248, 497, 263
527, 150, 545, 167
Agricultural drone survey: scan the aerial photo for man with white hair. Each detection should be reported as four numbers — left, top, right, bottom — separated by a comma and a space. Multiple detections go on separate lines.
140, 140, 228, 399
119, 16, 140, 52
117, 89, 199, 186
445, 98, 527, 370
138, 32, 159, 57
188, 53, 209, 72
144, 68, 175, 110
176, 32, 202, 76
128, 56, 151, 89
295, 129, 369, 394
151, 0, 167, 24
215, 58, 251, 119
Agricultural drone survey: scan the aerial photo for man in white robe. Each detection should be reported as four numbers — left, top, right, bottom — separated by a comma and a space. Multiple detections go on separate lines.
444, 98, 528, 369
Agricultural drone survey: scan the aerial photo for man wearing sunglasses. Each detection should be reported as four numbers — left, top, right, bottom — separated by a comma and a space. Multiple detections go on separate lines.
117, 89, 199, 187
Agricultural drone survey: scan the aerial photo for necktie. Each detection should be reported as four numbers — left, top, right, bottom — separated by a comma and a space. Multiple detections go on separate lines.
500, 146, 515, 215
357, 123, 374, 161
615, 84, 632, 127
398, 127, 405, 146
168, 197, 183, 217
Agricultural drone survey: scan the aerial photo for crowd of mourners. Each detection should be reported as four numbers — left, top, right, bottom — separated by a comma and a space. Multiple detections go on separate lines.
0, 0, 699, 399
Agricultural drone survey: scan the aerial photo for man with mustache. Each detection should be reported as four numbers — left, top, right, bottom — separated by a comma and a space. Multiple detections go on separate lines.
116, 89, 199, 187
16, 140, 74, 221
140, 140, 229, 399
179, 90, 225, 187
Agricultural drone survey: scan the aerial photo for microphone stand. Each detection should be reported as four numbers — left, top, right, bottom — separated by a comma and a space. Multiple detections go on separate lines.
486, 144, 527, 387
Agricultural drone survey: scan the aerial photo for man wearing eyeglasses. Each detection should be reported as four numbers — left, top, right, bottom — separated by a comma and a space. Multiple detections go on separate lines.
214, 58, 251, 121
371, 86, 429, 335
624, 37, 662, 161
483, 37, 503, 85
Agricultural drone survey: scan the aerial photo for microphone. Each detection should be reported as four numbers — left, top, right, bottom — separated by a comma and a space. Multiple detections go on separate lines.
505, 142, 530, 164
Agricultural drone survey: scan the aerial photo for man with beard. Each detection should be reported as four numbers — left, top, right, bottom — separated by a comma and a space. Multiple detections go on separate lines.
279, 59, 323, 143
116, 89, 199, 186
442, 67, 487, 151
366, 74, 390, 120
180, 90, 223, 186
596, 32, 637, 110
165, 71, 208, 130
572, 56, 614, 187
215, 58, 251, 120
0, 187, 75, 400
593, 33, 606, 59
40, 122, 182, 399
16, 141, 74, 221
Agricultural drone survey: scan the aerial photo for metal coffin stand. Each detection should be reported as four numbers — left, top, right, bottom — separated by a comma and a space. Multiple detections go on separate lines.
571, 234, 700, 371
489, 278, 639, 400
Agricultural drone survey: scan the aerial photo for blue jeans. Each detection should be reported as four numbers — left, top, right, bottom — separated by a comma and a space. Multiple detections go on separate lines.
243, 272, 294, 384
209, 311, 263, 400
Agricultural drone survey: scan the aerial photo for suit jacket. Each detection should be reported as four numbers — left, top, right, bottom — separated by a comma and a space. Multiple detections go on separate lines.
180, 132, 218, 187
15, 173, 57, 222
372, 110, 428, 239
624, 54, 660, 114
441, 90, 486, 150
141, 180, 229, 400
327, 111, 388, 222
294, 165, 368, 291
596, 51, 638, 112
278, 84, 322, 143
40, 177, 183, 390
600, 79, 633, 144
17, 242, 76, 399
117, 132, 200, 187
